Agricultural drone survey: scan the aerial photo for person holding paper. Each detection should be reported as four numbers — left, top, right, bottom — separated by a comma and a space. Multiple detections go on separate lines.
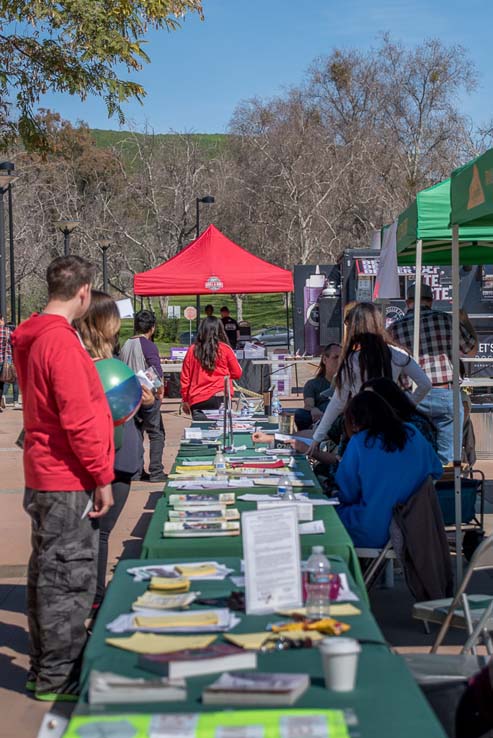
335, 392, 442, 548
308, 302, 431, 456
12, 257, 115, 701
181, 317, 242, 420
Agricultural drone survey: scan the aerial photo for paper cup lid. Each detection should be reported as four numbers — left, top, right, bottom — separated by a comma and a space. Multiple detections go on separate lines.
319, 637, 361, 655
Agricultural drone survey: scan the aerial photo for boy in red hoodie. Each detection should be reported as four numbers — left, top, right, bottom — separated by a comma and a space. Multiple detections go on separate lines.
12, 255, 115, 701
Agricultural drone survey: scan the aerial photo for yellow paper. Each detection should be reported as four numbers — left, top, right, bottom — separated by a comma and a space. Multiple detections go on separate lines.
225, 631, 323, 650
105, 633, 217, 654
134, 612, 219, 628
277, 605, 361, 617
149, 576, 190, 592
175, 564, 217, 577
175, 465, 215, 473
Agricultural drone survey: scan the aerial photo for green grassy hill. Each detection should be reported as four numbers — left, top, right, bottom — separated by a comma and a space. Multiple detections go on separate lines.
90, 129, 228, 161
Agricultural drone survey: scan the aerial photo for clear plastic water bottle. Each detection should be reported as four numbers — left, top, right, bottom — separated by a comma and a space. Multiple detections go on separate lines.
284, 479, 296, 501
277, 481, 287, 499
214, 448, 227, 477
305, 546, 332, 618
271, 387, 282, 418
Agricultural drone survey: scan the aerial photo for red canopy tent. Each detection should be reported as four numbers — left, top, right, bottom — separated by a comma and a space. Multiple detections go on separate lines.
133, 224, 293, 295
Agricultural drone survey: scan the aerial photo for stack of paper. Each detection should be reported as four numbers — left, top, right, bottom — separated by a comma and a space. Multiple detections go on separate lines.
106, 608, 241, 633
149, 577, 190, 593
106, 633, 217, 654
169, 493, 236, 506
132, 592, 197, 612
169, 507, 240, 522
163, 521, 240, 538
89, 671, 186, 704
127, 561, 234, 582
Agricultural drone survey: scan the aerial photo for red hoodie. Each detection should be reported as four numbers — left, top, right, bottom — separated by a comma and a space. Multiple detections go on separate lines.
12, 314, 115, 492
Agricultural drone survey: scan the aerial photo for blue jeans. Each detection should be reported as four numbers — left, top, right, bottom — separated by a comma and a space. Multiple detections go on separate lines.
418, 388, 463, 465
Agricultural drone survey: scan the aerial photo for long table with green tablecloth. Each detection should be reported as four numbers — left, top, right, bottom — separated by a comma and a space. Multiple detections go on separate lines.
142, 427, 366, 599
72, 557, 446, 738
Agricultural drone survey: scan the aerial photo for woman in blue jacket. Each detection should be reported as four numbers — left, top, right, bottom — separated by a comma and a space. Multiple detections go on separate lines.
335, 391, 442, 548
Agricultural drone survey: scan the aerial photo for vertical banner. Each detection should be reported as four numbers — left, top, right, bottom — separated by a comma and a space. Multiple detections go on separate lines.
373, 221, 399, 300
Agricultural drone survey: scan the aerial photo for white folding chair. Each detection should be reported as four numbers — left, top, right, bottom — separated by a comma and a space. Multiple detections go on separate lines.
412, 533, 493, 655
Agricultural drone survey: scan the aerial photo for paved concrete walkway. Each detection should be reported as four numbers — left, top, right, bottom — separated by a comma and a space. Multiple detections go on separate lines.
1, 395, 492, 737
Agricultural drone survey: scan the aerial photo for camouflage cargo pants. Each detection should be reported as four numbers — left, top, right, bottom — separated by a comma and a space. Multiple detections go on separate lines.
23, 489, 98, 694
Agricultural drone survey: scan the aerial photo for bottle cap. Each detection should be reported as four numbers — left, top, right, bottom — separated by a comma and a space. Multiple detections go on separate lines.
312, 546, 324, 554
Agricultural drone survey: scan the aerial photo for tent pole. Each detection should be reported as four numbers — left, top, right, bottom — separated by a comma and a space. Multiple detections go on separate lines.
196, 295, 201, 332
452, 224, 463, 586
413, 239, 423, 359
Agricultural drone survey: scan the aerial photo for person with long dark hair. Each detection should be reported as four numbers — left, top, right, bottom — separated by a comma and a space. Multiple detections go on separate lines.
309, 302, 431, 452
335, 392, 442, 548
361, 377, 438, 451
181, 316, 242, 420
76, 291, 156, 610
295, 343, 341, 431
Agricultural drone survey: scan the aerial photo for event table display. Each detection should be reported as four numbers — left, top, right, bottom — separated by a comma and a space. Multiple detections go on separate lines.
68, 557, 446, 738
141, 425, 366, 598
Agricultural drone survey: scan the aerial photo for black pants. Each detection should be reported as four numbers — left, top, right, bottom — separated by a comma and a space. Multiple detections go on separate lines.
94, 474, 132, 606
191, 396, 223, 421
139, 398, 165, 476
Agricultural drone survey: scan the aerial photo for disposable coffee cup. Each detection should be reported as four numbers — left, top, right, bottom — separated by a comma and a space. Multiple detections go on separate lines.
319, 637, 361, 692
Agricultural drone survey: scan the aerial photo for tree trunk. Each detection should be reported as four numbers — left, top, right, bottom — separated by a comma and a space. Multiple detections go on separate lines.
158, 295, 169, 318
233, 293, 244, 321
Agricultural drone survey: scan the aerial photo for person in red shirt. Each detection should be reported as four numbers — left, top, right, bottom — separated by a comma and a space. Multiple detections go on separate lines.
11, 256, 115, 702
181, 316, 242, 420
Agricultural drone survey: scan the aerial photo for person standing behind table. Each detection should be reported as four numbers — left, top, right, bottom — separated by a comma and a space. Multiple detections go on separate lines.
295, 343, 341, 431
181, 316, 242, 420
220, 305, 240, 350
0, 314, 12, 410
204, 304, 215, 318
308, 302, 432, 454
335, 391, 443, 548
120, 309, 166, 483
75, 291, 156, 611
11, 256, 114, 702
389, 283, 477, 465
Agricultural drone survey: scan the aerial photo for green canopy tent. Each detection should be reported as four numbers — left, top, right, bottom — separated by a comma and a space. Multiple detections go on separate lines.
396, 171, 493, 583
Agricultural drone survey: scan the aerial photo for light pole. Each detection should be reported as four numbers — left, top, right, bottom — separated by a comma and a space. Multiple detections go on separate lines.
195, 195, 215, 328
55, 220, 80, 256
0, 170, 18, 321
0, 162, 16, 323
99, 240, 111, 293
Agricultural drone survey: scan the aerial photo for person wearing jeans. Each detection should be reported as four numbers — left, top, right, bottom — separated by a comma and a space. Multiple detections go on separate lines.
389, 283, 477, 465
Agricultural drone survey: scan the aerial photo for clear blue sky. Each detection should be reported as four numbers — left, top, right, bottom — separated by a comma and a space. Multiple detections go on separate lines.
42, 0, 493, 133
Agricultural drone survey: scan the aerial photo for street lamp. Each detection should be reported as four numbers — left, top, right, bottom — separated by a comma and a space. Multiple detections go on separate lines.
99, 240, 111, 293
0, 162, 16, 323
55, 220, 80, 256
195, 195, 215, 327
0, 168, 19, 322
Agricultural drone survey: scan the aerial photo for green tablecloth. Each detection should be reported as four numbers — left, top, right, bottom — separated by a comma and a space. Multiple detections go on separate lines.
76, 558, 446, 738
141, 497, 366, 601
143, 441, 365, 599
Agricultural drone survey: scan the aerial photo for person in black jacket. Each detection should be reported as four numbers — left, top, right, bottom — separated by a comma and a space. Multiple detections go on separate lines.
76, 291, 156, 608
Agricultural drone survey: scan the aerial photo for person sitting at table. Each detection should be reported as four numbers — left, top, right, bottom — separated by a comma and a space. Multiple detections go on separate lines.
181, 316, 242, 420
335, 391, 442, 548
361, 377, 438, 451
295, 343, 341, 431
307, 302, 431, 456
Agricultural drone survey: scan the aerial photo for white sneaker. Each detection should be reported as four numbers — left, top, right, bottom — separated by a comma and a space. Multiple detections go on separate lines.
14, 402, 22, 409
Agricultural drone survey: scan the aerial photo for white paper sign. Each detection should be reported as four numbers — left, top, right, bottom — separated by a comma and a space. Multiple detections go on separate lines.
257, 500, 313, 521
242, 507, 302, 614
116, 298, 134, 319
